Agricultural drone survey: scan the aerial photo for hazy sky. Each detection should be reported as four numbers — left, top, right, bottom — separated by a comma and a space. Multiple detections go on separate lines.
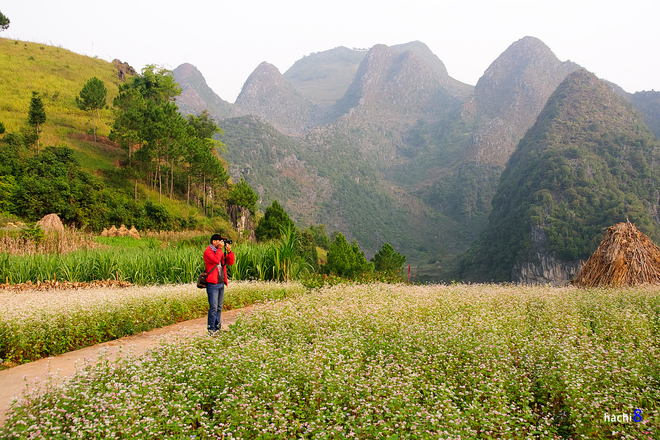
3, 1, 658, 102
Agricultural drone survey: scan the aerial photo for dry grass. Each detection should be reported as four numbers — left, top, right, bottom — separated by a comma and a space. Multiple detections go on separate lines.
572, 221, 660, 287
0, 226, 104, 256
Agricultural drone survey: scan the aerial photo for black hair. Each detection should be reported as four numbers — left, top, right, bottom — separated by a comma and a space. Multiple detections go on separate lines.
210, 234, 223, 243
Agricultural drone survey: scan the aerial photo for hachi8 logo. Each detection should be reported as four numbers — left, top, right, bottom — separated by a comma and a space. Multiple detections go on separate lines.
603, 409, 644, 423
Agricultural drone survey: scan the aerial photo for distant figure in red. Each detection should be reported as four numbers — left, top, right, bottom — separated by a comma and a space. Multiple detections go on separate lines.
203, 234, 235, 334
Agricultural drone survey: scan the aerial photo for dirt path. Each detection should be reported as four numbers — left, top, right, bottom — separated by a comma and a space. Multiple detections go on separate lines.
0, 305, 253, 427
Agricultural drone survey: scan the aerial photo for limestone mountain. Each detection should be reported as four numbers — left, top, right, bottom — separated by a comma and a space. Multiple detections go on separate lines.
234, 62, 318, 136
466, 36, 581, 167
171, 37, 657, 281
324, 44, 464, 165
390, 41, 473, 100
412, 37, 582, 227
172, 63, 234, 119
630, 91, 660, 139
460, 69, 660, 283
282, 41, 472, 110
283, 46, 368, 108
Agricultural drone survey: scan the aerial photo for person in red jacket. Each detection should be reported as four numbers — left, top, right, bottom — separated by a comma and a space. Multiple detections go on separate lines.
203, 234, 235, 334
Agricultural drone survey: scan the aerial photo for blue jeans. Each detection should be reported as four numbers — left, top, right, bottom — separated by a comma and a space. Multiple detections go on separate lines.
206, 282, 225, 331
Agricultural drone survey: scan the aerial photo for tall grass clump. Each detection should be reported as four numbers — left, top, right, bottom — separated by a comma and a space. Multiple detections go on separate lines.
0, 281, 306, 365
2, 284, 659, 438
0, 228, 310, 285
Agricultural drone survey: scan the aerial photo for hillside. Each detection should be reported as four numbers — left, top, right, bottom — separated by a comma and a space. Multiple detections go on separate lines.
0, 38, 235, 233
460, 69, 660, 283
0, 37, 125, 174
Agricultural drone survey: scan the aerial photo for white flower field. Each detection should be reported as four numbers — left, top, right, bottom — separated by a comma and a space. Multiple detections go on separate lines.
2, 282, 659, 439
0, 282, 306, 365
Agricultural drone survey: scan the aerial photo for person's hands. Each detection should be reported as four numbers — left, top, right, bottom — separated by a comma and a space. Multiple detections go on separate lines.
225, 243, 232, 253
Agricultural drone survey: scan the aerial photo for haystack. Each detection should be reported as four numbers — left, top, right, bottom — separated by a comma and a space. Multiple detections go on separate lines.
117, 224, 129, 237
100, 228, 109, 237
36, 214, 64, 234
572, 221, 660, 287
128, 226, 140, 239
108, 225, 118, 237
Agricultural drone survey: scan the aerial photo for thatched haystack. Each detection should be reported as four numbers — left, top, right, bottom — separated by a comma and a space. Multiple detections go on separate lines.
108, 225, 118, 237
36, 214, 64, 234
117, 224, 129, 237
128, 226, 140, 239
100, 228, 109, 237
572, 221, 660, 287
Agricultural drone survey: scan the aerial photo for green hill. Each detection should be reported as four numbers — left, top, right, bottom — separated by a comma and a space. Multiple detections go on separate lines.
460, 69, 660, 282
0, 37, 125, 173
0, 38, 233, 233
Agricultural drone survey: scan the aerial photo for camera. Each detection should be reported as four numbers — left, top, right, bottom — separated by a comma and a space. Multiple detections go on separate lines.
221, 237, 233, 245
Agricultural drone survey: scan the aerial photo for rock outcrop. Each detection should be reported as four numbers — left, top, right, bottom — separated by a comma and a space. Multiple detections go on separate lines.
113, 59, 136, 82
229, 206, 256, 242
511, 227, 583, 285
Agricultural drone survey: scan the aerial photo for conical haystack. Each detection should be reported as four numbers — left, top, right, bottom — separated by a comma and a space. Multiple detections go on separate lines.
572, 221, 660, 287
108, 225, 118, 237
128, 226, 140, 239
36, 214, 64, 234
100, 228, 109, 237
117, 224, 129, 237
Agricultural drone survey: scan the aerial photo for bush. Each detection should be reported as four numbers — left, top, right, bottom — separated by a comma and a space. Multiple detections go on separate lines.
323, 232, 374, 278
255, 200, 294, 241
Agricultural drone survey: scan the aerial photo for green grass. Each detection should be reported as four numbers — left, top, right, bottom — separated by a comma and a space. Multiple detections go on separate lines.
94, 236, 159, 249
0, 236, 309, 285
0, 37, 120, 155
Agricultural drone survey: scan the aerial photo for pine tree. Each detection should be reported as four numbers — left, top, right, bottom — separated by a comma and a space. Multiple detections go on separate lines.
371, 243, 406, 274
0, 11, 9, 32
27, 92, 46, 155
255, 200, 294, 241
76, 77, 107, 146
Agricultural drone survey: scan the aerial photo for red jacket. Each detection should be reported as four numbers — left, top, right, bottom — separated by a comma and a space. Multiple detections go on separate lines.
203, 245, 235, 285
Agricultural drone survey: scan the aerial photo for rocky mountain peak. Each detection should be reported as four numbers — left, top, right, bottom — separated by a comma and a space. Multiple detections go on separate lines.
237, 62, 286, 98
332, 44, 452, 121
475, 36, 579, 118
235, 62, 317, 136
172, 63, 234, 119
467, 36, 581, 168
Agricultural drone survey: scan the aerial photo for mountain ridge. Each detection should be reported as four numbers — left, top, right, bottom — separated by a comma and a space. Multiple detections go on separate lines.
172, 38, 660, 280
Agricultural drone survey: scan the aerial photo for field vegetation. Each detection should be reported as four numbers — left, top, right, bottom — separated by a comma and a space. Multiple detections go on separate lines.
0, 281, 305, 366
2, 283, 658, 438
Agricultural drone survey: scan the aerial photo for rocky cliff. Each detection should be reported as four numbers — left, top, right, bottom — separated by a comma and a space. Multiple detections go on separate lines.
172, 63, 234, 119
511, 226, 583, 285
235, 62, 318, 136
466, 36, 581, 168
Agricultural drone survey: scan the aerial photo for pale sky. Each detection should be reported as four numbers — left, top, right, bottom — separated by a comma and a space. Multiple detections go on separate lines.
3, 1, 658, 102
